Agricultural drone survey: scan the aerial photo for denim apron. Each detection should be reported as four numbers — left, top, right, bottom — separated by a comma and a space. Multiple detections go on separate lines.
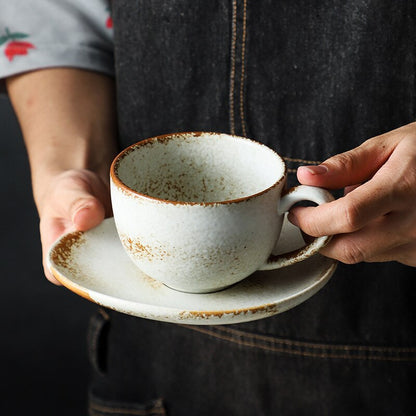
88, 2, 416, 415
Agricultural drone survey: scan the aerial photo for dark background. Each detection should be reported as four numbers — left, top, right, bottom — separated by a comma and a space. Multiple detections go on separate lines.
0, 93, 94, 415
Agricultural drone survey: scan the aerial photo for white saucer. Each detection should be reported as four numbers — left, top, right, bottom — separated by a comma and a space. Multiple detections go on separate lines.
48, 217, 337, 325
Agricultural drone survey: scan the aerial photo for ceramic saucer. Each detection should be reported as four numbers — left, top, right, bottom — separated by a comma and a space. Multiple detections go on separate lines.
48, 217, 337, 325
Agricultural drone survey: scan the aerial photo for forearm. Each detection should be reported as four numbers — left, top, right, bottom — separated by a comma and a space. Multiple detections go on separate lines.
6, 68, 118, 214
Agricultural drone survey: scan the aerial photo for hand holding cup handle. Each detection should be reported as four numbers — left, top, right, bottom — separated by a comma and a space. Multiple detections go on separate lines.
260, 185, 335, 270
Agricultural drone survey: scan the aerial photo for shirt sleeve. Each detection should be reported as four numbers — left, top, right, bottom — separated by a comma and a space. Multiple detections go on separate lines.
0, 0, 114, 87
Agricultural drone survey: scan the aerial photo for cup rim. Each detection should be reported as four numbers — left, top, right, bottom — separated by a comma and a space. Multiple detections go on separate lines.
110, 131, 287, 206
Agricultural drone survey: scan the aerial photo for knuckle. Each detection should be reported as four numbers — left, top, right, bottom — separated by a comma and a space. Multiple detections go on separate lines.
342, 200, 363, 232
330, 151, 356, 172
394, 170, 416, 200
69, 196, 96, 213
338, 239, 367, 264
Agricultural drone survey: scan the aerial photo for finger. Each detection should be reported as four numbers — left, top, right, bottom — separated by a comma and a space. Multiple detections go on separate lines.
72, 200, 106, 231
344, 184, 361, 196
323, 241, 416, 266
288, 177, 394, 237
297, 134, 396, 189
318, 215, 404, 264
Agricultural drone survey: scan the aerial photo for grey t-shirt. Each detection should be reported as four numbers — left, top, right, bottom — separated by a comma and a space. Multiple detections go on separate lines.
0, 0, 114, 81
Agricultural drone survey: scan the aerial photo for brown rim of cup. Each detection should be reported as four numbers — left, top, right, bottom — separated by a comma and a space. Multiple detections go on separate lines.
110, 131, 287, 206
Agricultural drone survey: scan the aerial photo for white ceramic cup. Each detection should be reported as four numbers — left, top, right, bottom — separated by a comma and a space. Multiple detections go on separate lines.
110, 132, 334, 293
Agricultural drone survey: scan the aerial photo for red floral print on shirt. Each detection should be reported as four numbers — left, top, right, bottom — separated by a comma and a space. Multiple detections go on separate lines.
106, 15, 113, 28
106, 7, 113, 29
0, 28, 35, 61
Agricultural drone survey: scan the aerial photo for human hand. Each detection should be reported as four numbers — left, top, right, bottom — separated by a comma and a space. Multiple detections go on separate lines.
38, 169, 112, 284
6, 68, 118, 284
289, 122, 416, 267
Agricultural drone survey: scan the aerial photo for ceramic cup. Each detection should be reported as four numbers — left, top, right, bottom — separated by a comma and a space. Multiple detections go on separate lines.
110, 132, 334, 293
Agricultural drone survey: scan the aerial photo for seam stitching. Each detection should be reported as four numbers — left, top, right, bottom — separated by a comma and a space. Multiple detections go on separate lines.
215, 326, 416, 353
89, 401, 166, 416
179, 325, 416, 361
283, 157, 322, 164
239, 0, 248, 137
229, 0, 237, 135
99, 308, 110, 321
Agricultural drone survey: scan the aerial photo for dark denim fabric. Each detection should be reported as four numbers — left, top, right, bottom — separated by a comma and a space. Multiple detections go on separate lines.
89, 1, 416, 414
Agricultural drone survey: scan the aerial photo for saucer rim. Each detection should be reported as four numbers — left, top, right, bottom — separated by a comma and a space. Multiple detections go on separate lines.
48, 218, 337, 325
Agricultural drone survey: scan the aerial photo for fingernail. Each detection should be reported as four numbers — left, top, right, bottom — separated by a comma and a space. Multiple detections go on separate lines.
298, 165, 328, 175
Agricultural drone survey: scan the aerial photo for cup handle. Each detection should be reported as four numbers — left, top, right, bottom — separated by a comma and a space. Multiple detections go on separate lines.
259, 185, 335, 270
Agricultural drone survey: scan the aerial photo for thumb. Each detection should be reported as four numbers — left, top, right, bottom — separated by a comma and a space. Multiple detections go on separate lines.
56, 171, 110, 231
40, 195, 105, 285
296, 136, 394, 189
71, 197, 106, 231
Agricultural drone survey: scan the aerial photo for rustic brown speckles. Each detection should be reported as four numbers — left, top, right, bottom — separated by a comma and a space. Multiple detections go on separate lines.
120, 235, 171, 262
49, 231, 93, 302
50, 231, 84, 271
267, 245, 311, 264
141, 273, 164, 289
282, 186, 297, 197
120, 233, 245, 273
178, 303, 279, 320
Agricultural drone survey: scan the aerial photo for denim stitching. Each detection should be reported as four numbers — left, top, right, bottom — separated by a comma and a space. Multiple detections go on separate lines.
99, 308, 110, 321
88, 308, 110, 376
89, 400, 166, 416
239, 0, 248, 137
229, 0, 237, 135
283, 156, 322, 164
216, 326, 416, 353
181, 325, 416, 361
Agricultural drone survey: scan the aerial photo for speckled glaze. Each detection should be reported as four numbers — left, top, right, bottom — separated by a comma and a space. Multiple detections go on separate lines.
48, 217, 337, 325
110, 132, 334, 293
